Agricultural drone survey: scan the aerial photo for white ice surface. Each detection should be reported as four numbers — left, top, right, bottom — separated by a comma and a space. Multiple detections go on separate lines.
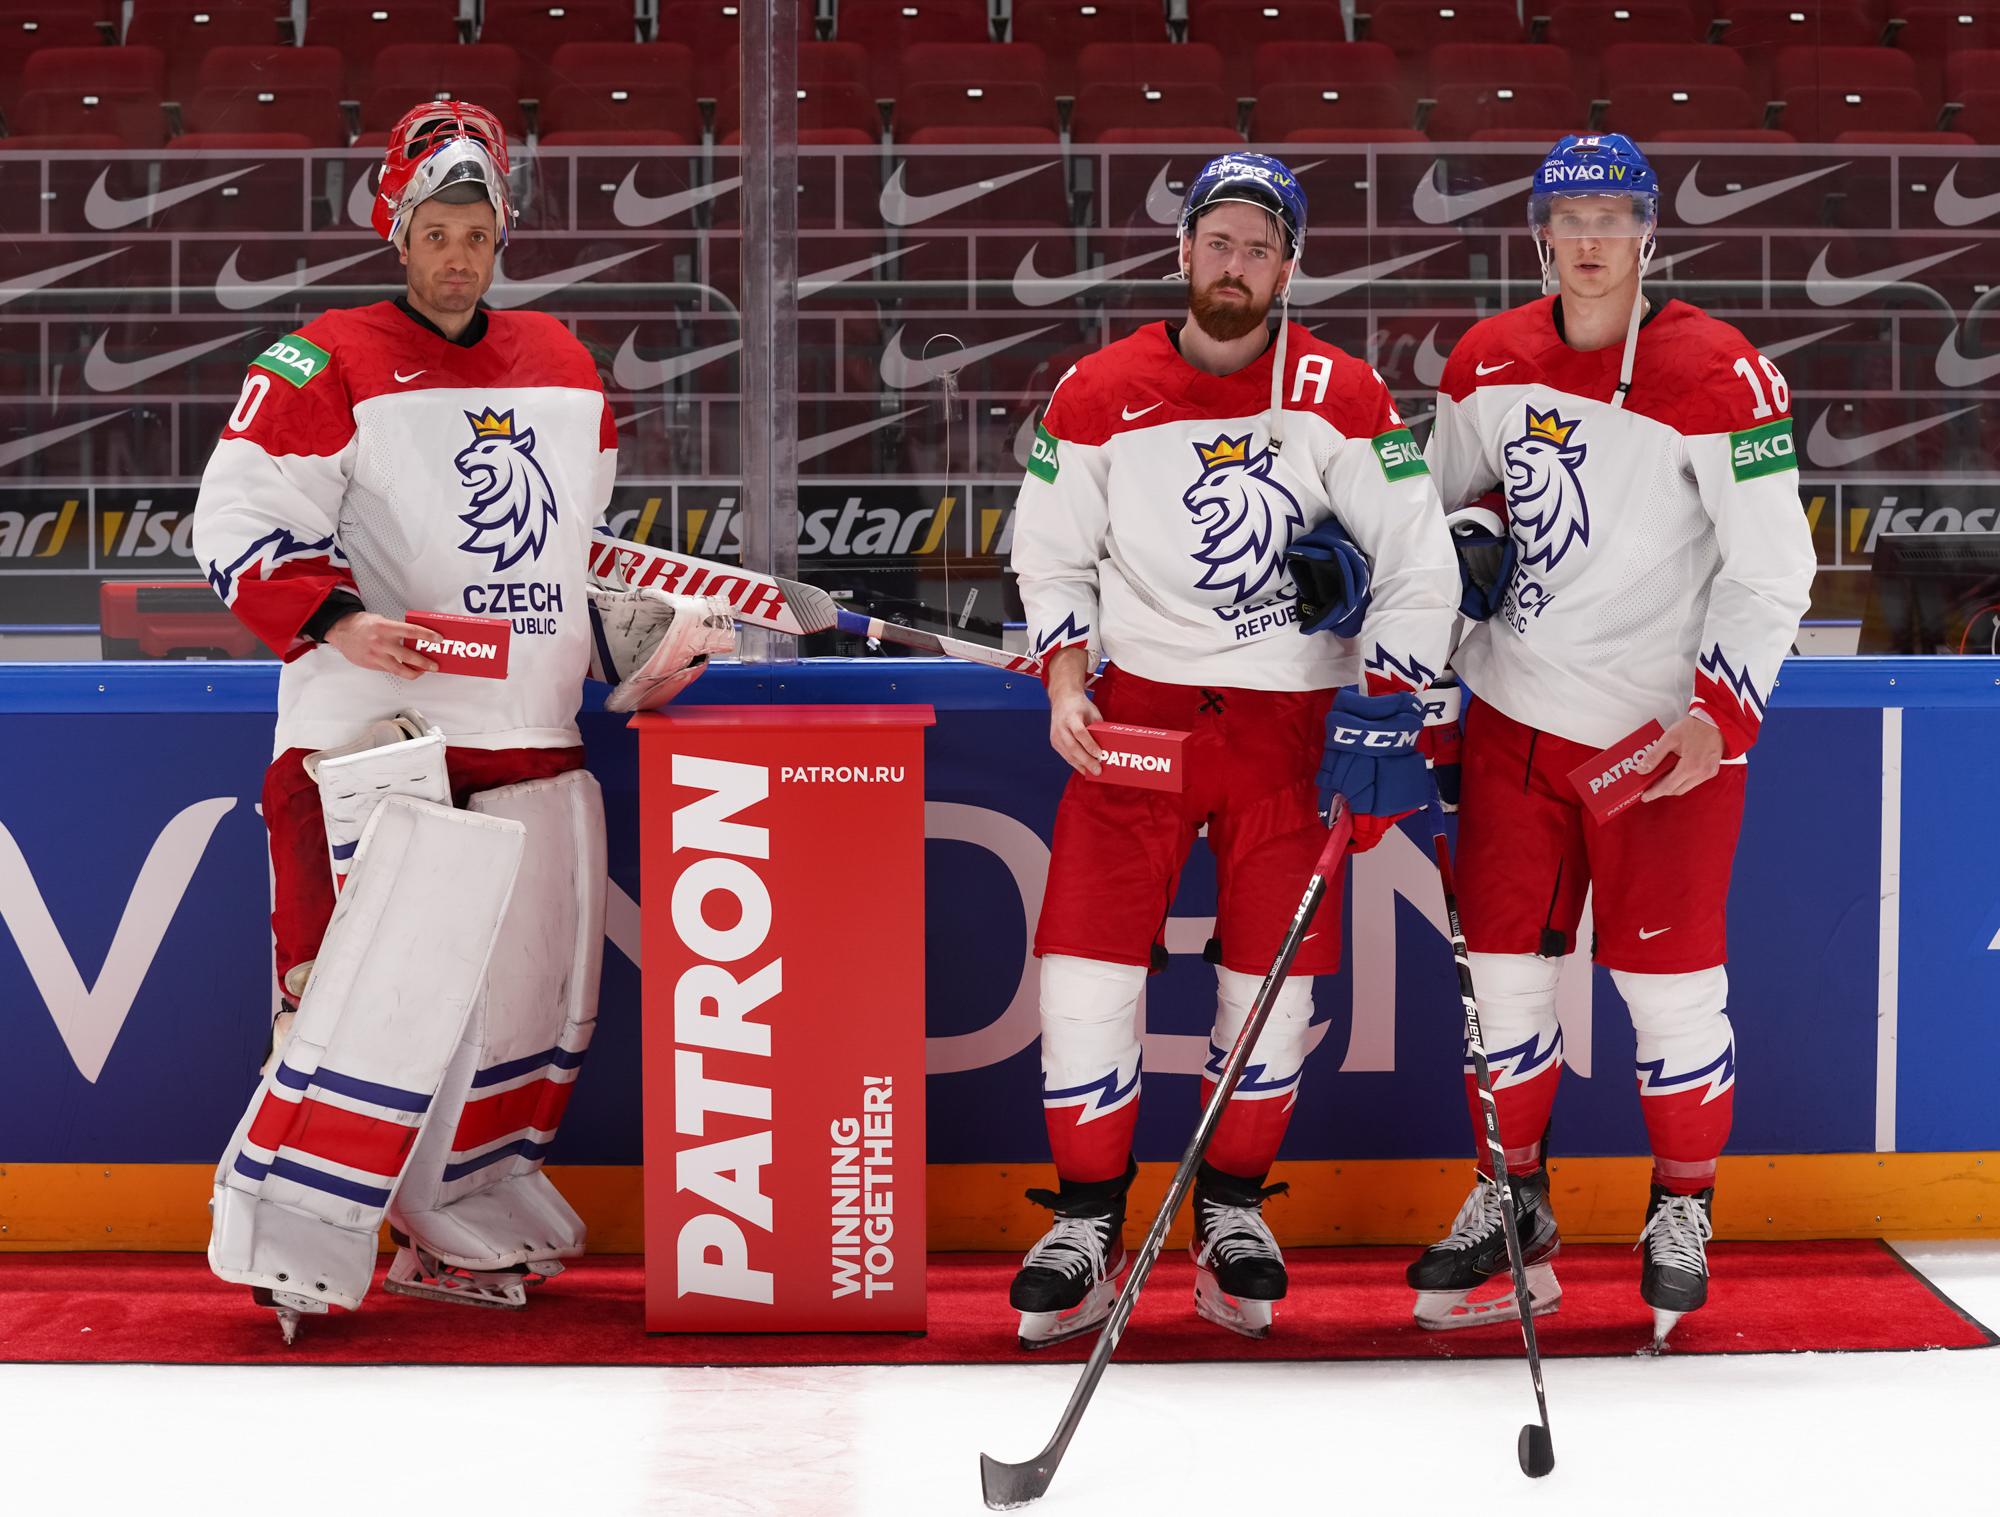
4, 1247, 1995, 1516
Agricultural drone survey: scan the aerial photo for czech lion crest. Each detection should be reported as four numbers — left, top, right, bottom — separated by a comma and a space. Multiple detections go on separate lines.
456, 407, 558, 570
1182, 432, 1304, 604
1503, 405, 1589, 572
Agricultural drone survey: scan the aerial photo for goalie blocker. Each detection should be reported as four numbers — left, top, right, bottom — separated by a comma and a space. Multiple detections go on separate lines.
211, 720, 608, 1341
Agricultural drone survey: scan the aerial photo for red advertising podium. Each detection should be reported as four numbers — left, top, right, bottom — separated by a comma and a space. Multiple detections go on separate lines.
633, 704, 935, 1332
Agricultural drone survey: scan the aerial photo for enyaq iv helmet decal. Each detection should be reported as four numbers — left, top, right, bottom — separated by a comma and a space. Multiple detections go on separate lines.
1528, 134, 1659, 409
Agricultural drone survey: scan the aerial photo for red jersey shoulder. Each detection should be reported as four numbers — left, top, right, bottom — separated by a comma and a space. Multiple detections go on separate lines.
487, 309, 606, 391
1629, 302, 1787, 437
1040, 322, 1174, 444
1438, 298, 1558, 402
1276, 325, 1399, 439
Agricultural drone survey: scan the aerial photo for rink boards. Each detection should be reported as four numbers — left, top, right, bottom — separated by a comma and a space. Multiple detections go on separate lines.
1, 658, 1998, 1243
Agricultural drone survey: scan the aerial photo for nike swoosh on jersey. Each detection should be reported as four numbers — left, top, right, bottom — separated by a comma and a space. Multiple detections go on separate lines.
1290, 242, 1454, 306
486, 244, 654, 309
83, 330, 250, 392
1805, 243, 1972, 307
85, 166, 260, 229
879, 322, 1057, 389
612, 331, 743, 389
612, 170, 742, 228
0, 410, 125, 469
214, 246, 382, 310
1475, 360, 1513, 375
1934, 165, 2000, 228
1122, 401, 1164, 420
1673, 161, 1846, 225
393, 369, 427, 383
1012, 243, 1173, 307
1759, 324, 1848, 361
1805, 404, 1980, 467
1934, 328, 2000, 387
1412, 165, 1535, 224
0, 247, 125, 308
878, 161, 1055, 227
797, 405, 926, 463
799, 245, 917, 298
1637, 927, 1670, 939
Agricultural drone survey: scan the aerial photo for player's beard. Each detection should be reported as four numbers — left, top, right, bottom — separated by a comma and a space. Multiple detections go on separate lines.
1186, 273, 1272, 343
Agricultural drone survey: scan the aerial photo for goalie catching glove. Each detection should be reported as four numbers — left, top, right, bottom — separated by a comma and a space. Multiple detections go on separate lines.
586, 587, 736, 712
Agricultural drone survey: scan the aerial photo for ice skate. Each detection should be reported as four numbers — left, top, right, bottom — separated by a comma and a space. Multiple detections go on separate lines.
1407, 1166, 1562, 1331
250, 1284, 328, 1346
382, 1229, 565, 1311
1010, 1161, 1134, 1350
1188, 1163, 1289, 1340
1637, 1183, 1713, 1353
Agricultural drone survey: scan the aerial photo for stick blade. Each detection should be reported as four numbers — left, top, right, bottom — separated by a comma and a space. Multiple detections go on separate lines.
980, 1452, 1055, 1510
1518, 1423, 1555, 1478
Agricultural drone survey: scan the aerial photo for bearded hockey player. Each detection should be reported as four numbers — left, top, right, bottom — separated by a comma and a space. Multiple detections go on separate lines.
1008, 153, 1460, 1347
1413, 135, 1814, 1347
191, 103, 730, 1342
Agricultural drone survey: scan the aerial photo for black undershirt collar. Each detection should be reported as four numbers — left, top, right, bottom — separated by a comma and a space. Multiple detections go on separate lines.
395, 294, 489, 348
1551, 293, 1660, 346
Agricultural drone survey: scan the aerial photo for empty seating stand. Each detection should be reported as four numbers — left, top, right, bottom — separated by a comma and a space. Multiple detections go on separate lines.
1536, 2, 1699, 99
539, 41, 701, 144
302, 1, 460, 104
1422, 42, 1579, 138
891, 43, 1058, 141
830, 0, 993, 98
15, 44, 166, 147
363, 41, 525, 139
0, 11, 106, 118
1008, 0, 1169, 97
1183, 0, 1346, 99
1773, 44, 1932, 140
480, 0, 638, 99
1071, 40, 1239, 141
1597, 42, 1764, 140
125, 4, 286, 104
182, 44, 346, 145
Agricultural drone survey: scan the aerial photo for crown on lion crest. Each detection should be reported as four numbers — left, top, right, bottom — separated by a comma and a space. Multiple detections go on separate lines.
465, 407, 516, 439
1194, 433, 1254, 469
1523, 406, 1579, 446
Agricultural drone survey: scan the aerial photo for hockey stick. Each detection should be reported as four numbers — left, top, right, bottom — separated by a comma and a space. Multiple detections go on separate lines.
588, 533, 1043, 676
1431, 831, 1557, 1479
979, 800, 1354, 1511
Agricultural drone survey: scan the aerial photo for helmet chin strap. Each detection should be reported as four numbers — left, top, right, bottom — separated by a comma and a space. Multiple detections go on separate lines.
1268, 260, 1294, 454
1609, 225, 1657, 411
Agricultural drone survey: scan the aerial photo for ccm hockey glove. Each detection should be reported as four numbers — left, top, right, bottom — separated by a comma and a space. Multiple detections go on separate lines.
1319, 689, 1434, 851
1447, 498, 1515, 622
1286, 516, 1372, 637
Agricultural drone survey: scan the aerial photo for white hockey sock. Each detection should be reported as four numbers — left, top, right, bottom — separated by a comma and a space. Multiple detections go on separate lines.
1208, 967, 1315, 1100
1614, 966, 1735, 1101
1465, 951, 1564, 1089
1039, 954, 1145, 1124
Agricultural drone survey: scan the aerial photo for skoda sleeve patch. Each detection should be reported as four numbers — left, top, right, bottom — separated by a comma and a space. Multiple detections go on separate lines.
1026, 422, 1061, 484
1728, 417, 1796, 482
1371, 427, 1429, 482
251, 334, 332, 388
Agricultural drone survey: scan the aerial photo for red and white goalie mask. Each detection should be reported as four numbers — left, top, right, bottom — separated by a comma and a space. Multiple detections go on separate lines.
373, 101, 516, 251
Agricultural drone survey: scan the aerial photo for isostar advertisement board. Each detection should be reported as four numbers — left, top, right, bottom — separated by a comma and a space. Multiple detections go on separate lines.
634, 704, 933, 1331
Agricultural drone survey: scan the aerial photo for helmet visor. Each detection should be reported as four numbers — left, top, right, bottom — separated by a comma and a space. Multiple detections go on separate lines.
1531, 191, 1657, 238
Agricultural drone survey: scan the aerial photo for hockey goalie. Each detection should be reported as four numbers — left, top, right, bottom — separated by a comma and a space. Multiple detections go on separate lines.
190, 102, 733, 1342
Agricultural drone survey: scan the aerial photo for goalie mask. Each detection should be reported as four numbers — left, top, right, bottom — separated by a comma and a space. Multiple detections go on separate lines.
373, 101, 516, 251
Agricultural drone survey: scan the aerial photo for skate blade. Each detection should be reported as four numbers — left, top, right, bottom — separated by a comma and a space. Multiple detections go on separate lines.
385, 1248, 529, 1310
1192, 1266, 1276, 1340
1639, 1306, 1685, 1355
1413, 1263, 1560, 1332
1016, 1277, 1118, 1351
251, 1286, 328, 1345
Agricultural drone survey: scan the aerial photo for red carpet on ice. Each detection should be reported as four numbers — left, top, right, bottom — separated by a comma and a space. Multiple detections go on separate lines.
1, 1244, 1989, 1365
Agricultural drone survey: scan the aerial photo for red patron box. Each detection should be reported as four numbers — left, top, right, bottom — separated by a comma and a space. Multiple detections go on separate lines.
1083, 722, 1191, 793
1568, 719, 1678, 822
403, 610, 511, 678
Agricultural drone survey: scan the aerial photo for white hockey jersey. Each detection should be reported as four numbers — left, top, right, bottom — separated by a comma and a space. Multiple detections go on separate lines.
1427, 296, 1815, 757
1012, 321, 1459, 693
192, 302, 617, 755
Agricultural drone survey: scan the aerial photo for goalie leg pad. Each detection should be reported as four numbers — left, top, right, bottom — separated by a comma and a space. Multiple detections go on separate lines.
389, 767, 608, 1272
209, 796, 526, 1310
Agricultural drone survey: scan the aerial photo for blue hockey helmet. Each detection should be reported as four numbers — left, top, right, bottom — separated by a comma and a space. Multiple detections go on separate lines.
1178, 152, 1307, 258
1527, 133, 1658, 236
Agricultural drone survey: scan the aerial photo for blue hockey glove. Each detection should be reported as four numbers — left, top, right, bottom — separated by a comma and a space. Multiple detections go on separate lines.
1448, 501, 1516, 622
1285, 517, 1372, 637
1318, 688, 1435, 850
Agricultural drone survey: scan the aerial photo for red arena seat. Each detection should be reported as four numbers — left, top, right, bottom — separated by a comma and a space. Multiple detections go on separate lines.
301, 2, 460, 102
1279, 125, 1429, 141
0, 11, 104, 116
1943, 52, 2000, 140
831, 0, 994, 96
1427, 82, 1584, 139
124, 3, 286, 103
1008, 1, 1169, 96
15, 44, 165, 146
900, 41, 1048, 87
479, 1, 639, 99
1428, 42, 1572, 91
168, 131, 317, 148
1185, 1, 1347, 98
184, 47, 347, 145
1895, 5, 2000, 118
1650, 126, 1796, 141
1248, 80, 1408, 139
1076, 41, 1225, 89
717, 78, 882, 140
894, 80, 1060, 141
541, 44, 702, 142
653, 1, 741, 95
1598, 43, 1757, 139
1773, 45, 1926, 140
1250, 39, 1398, 88
1362, 3, 1524, 72
1713, 2, 1876, 104
1071, 81, 1241, 140
363, 42, 525, 137
0, 130, 124, 149
1538, 3, 1701, 98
